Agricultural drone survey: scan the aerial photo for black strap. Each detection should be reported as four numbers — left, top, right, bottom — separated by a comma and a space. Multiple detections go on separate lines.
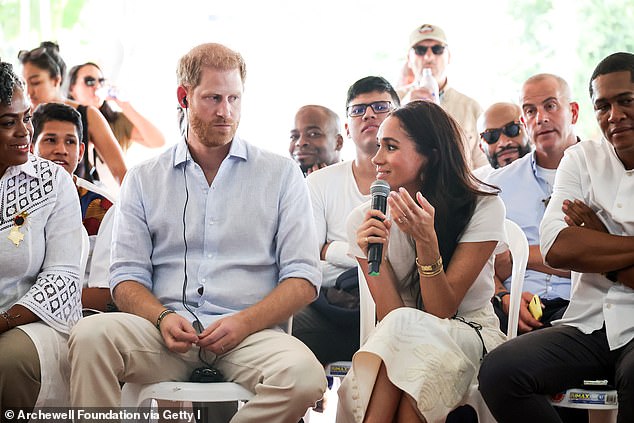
453, 315, 488, 361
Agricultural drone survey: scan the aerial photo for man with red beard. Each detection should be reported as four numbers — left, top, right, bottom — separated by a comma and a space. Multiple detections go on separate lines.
68, 43, 326, 423
486, 74, 581, 338
475, 102, 532, 178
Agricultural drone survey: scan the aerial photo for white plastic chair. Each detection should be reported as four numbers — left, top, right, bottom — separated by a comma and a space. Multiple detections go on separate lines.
354, 218, 528, 423
120, 317, 293, 422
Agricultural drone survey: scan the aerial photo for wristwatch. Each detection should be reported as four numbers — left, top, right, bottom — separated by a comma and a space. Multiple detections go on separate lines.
493, 291, 510, 306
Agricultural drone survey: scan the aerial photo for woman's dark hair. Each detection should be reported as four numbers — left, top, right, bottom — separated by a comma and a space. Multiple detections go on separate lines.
18, 41, 66, 84
67, 62, 118, 123
391, 101, 499, 268
0, 61, 25, 106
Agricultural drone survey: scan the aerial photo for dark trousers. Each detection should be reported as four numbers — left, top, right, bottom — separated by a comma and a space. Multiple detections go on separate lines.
478, 324, 634, 423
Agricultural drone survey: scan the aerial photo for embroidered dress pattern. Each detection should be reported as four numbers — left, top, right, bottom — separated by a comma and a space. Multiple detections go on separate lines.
1, 156, 82, 333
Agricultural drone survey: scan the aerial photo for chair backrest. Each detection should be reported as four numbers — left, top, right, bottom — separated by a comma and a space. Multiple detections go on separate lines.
504, 219, 529, 339
80, 227, 90, 286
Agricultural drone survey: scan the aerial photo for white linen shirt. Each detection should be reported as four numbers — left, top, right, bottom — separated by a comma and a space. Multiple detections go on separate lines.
110, 136, 322, 329
540, 139, 634, 350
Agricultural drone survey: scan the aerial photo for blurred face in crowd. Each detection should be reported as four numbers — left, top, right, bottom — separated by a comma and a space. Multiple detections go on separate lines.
479, 103, 531, 168
0, 88, 32, 177
33, 120, 84, 175
70, 64, 106, 108
346, 91, 394, 157
591, 70, 634, 169
22, 62, 60, 108
407, 39, 450, 89
290, 106, 342, 172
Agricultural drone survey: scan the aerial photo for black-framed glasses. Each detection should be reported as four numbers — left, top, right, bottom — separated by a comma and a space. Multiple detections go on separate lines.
412, 44, 446, 56
84, 76, 106, 87
480, 121, 522, 144
347, 101, 392, 117
17, 47, 47, 62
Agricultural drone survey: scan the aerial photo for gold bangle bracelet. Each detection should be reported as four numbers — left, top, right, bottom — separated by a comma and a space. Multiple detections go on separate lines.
416, 256, 443, 277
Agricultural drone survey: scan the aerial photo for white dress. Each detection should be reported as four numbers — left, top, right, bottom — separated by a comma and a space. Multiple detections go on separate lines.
337, 195, 508, 423
0, 155, 83, 407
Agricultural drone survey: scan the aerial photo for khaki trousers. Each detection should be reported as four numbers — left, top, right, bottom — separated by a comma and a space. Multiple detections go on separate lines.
69, 312, 326, 423
0, 328, 41, 411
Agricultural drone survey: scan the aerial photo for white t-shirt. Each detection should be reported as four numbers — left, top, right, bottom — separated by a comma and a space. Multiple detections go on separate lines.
307, 160, 370, 287
347, 194, 508, 313
540, 139, 634, 350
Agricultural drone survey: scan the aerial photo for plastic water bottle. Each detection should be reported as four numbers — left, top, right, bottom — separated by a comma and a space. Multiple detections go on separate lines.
418, 68, 439, 104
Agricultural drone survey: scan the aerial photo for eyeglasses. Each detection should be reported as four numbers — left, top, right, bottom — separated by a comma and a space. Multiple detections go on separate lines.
83, 76, 106, 87
480, 121, 522, 144
347, 101, 393, 117
17, 47, 47, 62
412, 44, 446, 56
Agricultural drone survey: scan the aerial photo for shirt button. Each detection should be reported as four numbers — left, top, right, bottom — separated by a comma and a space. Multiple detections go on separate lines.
617, 204, 622, 208
201, 278, 206, 283
209, 221, 214, 225
606, 303, 612, 309
207, 254, 212, 258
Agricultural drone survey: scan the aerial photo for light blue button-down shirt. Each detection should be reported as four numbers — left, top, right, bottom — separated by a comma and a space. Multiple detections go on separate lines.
110, 136, 322, 328
486, 152, 571, 300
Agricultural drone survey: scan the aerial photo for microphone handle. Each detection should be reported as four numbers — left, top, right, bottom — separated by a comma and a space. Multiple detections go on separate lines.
367, 243, 383, 276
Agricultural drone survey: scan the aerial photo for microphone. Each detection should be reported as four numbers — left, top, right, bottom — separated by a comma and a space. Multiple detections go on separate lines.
367, 180, 390, 276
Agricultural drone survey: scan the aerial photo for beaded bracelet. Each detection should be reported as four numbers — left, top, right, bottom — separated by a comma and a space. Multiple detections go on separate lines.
416, 256, 443, 278
155, 309, 176, 330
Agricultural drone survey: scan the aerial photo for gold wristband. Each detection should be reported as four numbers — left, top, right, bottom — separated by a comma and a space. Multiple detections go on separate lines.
155, 309, 176, 330
416, 256, 443, 278
1, 311, 21, 331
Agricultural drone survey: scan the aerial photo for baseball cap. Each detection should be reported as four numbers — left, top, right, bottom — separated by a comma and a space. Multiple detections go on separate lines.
409, 24, 448, 48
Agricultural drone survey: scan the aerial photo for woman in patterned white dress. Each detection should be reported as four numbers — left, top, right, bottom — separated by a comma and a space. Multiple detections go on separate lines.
0, 62, 83, 410
337, 101, 508, 423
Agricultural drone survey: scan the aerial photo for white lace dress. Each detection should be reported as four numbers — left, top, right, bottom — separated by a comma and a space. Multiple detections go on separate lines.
337, 195, 508, 423
0, 155, 83, 407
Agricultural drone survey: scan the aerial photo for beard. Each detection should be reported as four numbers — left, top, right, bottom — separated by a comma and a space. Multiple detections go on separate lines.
189, 110, 238, 148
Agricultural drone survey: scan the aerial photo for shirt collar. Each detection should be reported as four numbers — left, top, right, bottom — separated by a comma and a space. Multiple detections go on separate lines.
173, 134, 248, 168
3, 154, 38, 179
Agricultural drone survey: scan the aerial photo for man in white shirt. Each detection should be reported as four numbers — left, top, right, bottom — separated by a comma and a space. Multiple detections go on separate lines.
478, 52, 634, 423
293, 76, 400, 366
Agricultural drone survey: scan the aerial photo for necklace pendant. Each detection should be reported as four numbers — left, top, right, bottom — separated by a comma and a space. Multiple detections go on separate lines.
8, 226, 24, 246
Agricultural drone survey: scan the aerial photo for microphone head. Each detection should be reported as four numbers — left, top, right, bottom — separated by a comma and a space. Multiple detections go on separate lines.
370, 179, 391, 197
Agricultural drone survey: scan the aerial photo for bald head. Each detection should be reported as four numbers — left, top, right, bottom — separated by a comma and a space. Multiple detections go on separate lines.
521, 73, 572, 104
479, 102, 531, 168
290, 105, 343, 174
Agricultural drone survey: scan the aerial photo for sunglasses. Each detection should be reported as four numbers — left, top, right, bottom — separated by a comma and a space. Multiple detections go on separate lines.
480, 121, 522, 144
83, 76, 107, 87
412, 44, 446, 56
17, 46, 48, 62
347, 101, 393, 117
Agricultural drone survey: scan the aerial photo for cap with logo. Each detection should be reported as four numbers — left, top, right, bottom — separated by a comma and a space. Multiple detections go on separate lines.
409, 24, 448, 49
